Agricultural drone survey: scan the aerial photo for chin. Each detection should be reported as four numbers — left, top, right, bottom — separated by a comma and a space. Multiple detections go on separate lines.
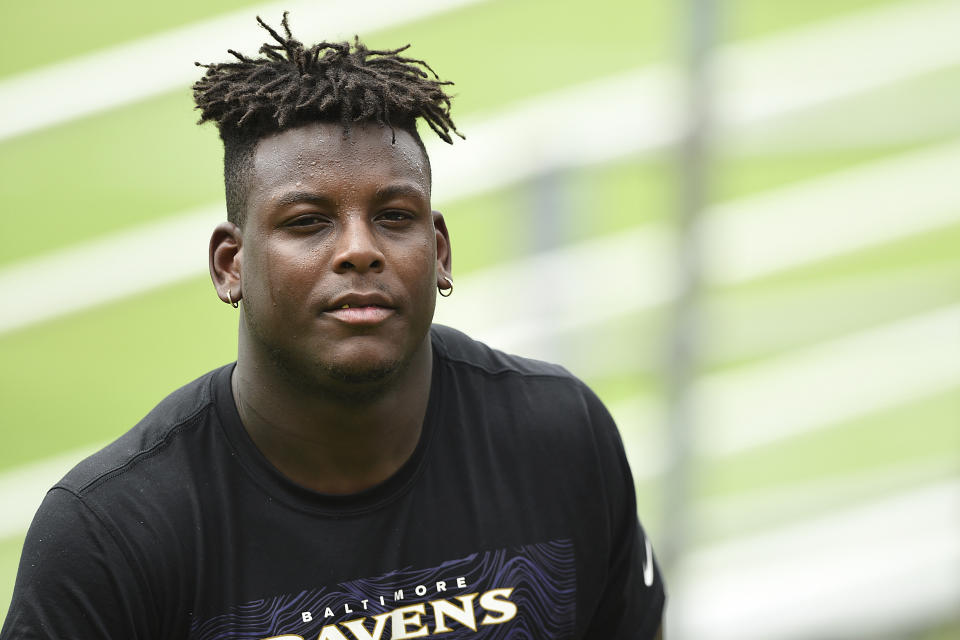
262, 325, 429, 396
271, 344, 408, 398
322, 359, 400, 385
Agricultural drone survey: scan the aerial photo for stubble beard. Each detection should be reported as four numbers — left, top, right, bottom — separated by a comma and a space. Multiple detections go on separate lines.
268, 341, 409, 404
253, 319, 430, 404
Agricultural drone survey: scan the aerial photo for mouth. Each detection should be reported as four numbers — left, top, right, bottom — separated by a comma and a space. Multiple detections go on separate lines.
325, 305, 394, 325
324, 294, 395, 325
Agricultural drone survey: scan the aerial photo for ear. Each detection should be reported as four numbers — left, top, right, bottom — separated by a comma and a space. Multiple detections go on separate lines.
432, 210, 452, 285
209, 221, 243, 305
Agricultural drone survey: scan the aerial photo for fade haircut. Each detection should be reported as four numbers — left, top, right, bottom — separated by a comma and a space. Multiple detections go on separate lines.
192, 12, 462, 226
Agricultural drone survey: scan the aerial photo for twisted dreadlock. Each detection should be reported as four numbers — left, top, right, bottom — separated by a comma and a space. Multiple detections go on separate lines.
192, 12, 462, 225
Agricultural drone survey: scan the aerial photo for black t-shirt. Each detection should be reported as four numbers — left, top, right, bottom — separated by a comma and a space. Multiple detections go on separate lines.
2, 325, 664, 639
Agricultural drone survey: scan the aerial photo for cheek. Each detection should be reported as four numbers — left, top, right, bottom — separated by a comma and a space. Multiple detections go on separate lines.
244, 241, 318, 312
404, 236, 438, 286
410, 241, 440, 313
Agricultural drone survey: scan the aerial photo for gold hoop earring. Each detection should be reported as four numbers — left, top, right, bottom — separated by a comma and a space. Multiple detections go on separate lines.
438, 276, 453, 297
227, 288, 239, 308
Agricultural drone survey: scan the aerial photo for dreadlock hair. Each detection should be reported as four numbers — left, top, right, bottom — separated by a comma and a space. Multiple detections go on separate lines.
192, 12, 462, 226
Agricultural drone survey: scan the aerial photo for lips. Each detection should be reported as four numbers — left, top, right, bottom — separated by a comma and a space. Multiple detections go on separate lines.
324, 292, 395, 325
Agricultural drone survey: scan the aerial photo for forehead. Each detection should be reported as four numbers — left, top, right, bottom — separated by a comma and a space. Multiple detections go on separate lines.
248, 122, 430, 204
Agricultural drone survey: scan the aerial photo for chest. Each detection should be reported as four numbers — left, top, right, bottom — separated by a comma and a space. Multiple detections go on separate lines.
175, 462, 603, 640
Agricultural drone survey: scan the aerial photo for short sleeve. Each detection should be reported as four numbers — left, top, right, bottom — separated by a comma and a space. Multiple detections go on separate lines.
580, 385, 666, 639
0, 487, 154, 640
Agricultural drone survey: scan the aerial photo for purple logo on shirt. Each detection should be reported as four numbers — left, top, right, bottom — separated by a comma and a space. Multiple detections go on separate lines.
189, 539, 575, 639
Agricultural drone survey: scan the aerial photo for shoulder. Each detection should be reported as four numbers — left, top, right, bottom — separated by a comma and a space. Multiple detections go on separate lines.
429, 324, 618, 445
7, 367, 234, 638
57, 364, 230, 496
430, 323, 577, 383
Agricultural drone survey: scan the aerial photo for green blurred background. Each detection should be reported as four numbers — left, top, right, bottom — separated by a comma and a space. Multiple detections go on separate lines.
1, 1, 958, 637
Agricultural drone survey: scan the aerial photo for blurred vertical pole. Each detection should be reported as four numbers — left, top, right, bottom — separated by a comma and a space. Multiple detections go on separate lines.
661, 0, 717, 582
530, 168, 568, 362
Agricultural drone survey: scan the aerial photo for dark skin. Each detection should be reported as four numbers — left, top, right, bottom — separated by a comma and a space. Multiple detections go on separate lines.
208, 120, 665, 636
209, 121, 451, 494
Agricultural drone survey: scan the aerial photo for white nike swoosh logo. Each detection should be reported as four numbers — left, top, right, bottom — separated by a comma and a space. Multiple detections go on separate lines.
642, 536, 655, 587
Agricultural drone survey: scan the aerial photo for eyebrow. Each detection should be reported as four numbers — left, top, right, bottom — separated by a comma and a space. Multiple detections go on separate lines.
372, 183, 428, 205
271, 183, 427, 210
273, 191, 337, 209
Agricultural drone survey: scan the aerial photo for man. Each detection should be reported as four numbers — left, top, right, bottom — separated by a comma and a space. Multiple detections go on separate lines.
2, 14, 664, 639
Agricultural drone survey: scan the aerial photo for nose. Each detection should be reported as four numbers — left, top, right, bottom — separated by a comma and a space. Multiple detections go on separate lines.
332, 217, 385, 274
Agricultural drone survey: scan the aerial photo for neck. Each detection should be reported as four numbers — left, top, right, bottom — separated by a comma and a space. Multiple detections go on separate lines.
232, 322, 434, 495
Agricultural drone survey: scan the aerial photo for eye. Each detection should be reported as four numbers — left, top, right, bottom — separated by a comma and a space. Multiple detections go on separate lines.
286, 214, 328, 228
377, 210, 414, 225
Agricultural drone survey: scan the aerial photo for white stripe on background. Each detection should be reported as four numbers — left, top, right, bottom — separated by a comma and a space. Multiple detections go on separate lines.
0, 0, 486, 142
432, 0, 960, 202
696, 455, 960, 541
669, 480, 960, 640
715, 0, 960, 127
0, 206, 224, 333
439, 138, 960, 351
697, 303, 960, 455
612, 303, 960, 479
